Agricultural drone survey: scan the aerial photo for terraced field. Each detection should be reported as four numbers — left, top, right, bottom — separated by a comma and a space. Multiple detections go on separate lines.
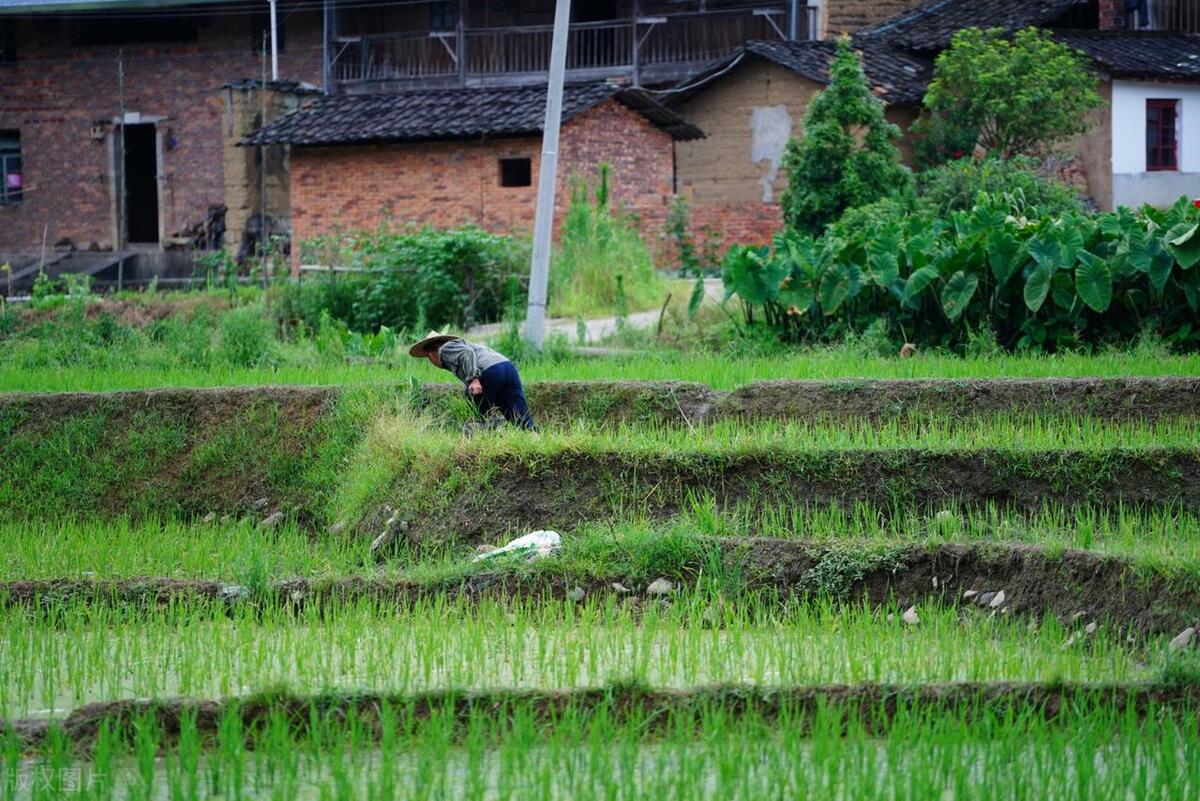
3, 374, 1200, 798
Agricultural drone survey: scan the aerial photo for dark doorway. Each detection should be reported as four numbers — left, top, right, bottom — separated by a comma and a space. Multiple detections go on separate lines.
123, 123, 159, 243
573, 0, 617, 22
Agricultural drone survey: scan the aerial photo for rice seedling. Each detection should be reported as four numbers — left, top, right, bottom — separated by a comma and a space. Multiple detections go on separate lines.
0, 595, 1163, 722
5, 696, 1199, 800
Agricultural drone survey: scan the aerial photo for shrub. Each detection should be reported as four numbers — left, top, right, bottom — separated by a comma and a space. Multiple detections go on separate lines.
549, 164, 666, 318
916, 157, 1085, 218
723, 195, 1200, 352
780, 39, 911, 235
916, 27, 1103, 164
217, 304, 275, 367
285, 226, 529, 334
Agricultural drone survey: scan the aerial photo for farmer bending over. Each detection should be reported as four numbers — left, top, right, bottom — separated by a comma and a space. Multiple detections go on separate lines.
410, 331, 536, 430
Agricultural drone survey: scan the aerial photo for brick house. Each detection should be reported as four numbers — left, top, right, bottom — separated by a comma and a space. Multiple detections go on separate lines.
241, 82, 701, 266
666, 0, 1200, 246
0, 0, 810, 287
0, 0, 326, 280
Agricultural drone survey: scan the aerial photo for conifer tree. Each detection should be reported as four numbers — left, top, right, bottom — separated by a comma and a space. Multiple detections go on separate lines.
780, 39, 911, 234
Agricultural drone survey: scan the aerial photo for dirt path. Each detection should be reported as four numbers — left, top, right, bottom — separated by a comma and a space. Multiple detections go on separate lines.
466, 279, 724, 343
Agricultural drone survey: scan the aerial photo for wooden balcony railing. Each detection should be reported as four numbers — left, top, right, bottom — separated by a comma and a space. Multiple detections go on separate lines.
333, 6, 794, 87
1147, 0, 1200, 31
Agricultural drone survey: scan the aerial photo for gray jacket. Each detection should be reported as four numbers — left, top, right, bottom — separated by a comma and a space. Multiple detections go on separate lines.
437, 339, 509, 384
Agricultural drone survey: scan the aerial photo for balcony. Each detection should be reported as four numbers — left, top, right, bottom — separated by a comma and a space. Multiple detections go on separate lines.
1139, 0, 1200, 31
330, 4, 807, 91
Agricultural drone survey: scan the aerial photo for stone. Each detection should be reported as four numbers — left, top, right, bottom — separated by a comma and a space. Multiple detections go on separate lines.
474, 544, 498, 557
371, 528, 398, 553
289, 590, 306, 604
567, 587, 586, 603
329, 521, 347, 536
1085, 622, 1098, 635
1061, 632, 1082, 649
1070, 611, 1088, 624
901, 605, 920, 625
1168, 627, 1196, 652
963, 590, 978, 600
220, 584, 250, 602
646, 578, 674, 596
249, 497, 270, 511
611, 582, 632, 594
201, 512, 217, 524
259, 512, 284, 530
988, 590, 1006, 609
932, 576, 939, 589
977, 591, 996, 607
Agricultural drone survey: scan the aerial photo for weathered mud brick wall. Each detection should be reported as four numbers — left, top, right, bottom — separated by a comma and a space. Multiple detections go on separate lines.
221, 83, 314, 253
0, 9, 322, 253
288, 99, 675, 263
822, 0, 930, 36
673, 58, 918, 250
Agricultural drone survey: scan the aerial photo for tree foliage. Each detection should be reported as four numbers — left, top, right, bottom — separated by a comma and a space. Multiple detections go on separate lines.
918, 27, 1103, 163
780, 39, 911, 235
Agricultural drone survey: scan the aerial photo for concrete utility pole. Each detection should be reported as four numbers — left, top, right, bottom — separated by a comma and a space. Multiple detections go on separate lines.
269, 0, 279, 81
523, 0, 572, 350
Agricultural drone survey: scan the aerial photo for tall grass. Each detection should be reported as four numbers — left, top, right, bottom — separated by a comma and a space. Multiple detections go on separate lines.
549, 165, 667, 319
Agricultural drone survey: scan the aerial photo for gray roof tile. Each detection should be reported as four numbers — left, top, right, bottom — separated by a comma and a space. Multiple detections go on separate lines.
241, 82, 702, 147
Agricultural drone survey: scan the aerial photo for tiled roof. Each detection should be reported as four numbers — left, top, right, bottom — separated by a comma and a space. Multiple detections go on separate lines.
667, 39, 931, 105
858, 0, 1091, 51
1052, 31, 1200, 81
242, 82, 702, 147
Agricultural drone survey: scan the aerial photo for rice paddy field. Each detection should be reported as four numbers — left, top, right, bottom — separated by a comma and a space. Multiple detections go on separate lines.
3, 350, 1200, 798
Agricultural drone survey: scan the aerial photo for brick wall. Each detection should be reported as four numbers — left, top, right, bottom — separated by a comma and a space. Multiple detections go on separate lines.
289, 99, 676, 264
0, 9, 323, 253
1097, 0, 1127, 29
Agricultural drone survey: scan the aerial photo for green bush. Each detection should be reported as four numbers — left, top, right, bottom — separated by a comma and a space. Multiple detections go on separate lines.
550, 164, 666, 318
284, 225, 529, 334
780, 39, 911, 235
217, 304, 275, 367
916, 27, 1102, 164
723, 196, 1200, 352
916, 157, 1085, 218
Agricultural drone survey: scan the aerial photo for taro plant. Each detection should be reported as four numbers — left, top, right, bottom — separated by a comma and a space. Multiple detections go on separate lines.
723, 196, 1200, 351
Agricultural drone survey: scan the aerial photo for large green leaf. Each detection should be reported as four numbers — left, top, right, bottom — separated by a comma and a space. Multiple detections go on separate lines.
818, 264, 861, 314
1148, 252, 1174, 294
1024, 264, 1052, 312
1051, 271, 1076, 311
868, 251, 900, 287
939, 271, 979, 321
1026, 234, 1062, 270
1165, 222, 1200, 270
902, 266, 939, 308
721, 246, 782, 305
986, 231, 1023, 284
1075, 251, 1112, 312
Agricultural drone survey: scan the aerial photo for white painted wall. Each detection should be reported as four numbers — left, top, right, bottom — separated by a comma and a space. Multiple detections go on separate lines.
1111, 79, 1200, 208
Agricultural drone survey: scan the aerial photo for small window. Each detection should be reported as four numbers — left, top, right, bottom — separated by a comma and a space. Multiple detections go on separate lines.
1147, 99, 1179, 172
1, 131, 22, 204
251, 12, 286, 53
499, 157, 532, 187
0, 20, 16, 64
430, 0, 457, 30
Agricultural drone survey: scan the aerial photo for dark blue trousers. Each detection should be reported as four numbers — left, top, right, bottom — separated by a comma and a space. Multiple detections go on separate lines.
469, 361, 536, 430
